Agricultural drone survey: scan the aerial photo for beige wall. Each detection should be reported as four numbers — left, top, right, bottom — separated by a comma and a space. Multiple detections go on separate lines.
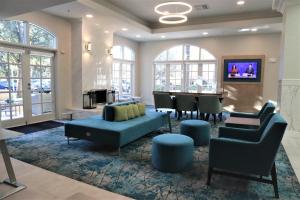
13, 11, 72, 118
139, 33, 281, 105
113, 35, 140, 96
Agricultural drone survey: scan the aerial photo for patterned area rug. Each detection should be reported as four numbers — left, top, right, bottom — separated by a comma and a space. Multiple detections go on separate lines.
7, 115, 300, 200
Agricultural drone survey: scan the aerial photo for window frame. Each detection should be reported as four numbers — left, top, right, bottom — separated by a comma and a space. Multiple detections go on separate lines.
112, 45, 135, 97
153, 45, 217, 93
0, 20, 57, 50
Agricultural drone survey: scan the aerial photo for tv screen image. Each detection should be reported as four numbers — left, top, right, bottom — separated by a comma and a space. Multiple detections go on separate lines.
227, 62, 257, 79
223, 59, 262, 82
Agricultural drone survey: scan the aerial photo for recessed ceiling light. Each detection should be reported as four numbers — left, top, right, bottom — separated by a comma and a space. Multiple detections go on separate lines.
121, 28, 128, 31
202, 32, 208, 35
104, 30, 110, 34
161, 35, 166, 38
136, 34, 141, 38
239, 28, 250, 32
85, 14, 93, 18
237, 1, 245, 6
251, 28, 258, 32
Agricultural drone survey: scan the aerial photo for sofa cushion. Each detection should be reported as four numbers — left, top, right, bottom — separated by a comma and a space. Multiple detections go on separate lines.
132, 104, 140, 117
103, 101, 137, 121
127, 104, 135, 119
137, 103, 146, 115
114, 106, 128, 121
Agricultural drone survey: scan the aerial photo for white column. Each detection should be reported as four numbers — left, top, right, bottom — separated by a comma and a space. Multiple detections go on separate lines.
279, 0, 300, 133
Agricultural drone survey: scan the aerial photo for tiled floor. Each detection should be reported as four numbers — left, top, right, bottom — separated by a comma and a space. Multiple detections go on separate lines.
282, 130, 300, 181
0, 157, 131, 200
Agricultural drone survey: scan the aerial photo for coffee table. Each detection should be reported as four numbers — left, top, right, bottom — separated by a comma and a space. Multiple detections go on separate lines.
225, 117, 260, 128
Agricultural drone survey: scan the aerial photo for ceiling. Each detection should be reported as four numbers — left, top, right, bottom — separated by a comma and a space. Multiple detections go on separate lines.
106, 0, 280, 27
0, 0, 75, 19
42, 0, 282, 42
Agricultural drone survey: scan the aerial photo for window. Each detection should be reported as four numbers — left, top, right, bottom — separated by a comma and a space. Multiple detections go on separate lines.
112, 46, 135, 97
154, 45, 217, 93
0, 20, 56, 49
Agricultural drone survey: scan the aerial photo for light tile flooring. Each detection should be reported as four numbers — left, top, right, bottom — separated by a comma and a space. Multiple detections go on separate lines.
0, 157, 131, 200
282, 130, 300, 181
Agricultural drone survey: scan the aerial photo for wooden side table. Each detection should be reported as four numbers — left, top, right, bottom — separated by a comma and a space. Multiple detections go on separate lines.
0, 129, 26, 199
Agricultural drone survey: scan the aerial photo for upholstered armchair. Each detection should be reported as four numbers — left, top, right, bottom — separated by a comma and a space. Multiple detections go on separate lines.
197, 95, 223, 124
175, 94, 198, 120
207, 114, 287, 198
230, 102, 275, 123
153, 92, 174, 111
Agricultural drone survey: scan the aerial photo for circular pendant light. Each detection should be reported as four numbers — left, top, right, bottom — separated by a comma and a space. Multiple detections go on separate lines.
159, 14, 188, 24
154, 2, 193, 15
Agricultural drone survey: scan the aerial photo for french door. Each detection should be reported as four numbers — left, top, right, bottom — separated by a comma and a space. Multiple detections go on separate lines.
0, 47, 55, 128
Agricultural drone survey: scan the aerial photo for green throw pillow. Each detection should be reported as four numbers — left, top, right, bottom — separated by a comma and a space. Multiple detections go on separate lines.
132, 104, 140, 117
114, 106, 128, 121
137, 103, 146, 116
127, 104, 135, 119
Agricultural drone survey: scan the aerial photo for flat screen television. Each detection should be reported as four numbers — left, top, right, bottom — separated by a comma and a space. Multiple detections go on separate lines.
223, 59, 262, 82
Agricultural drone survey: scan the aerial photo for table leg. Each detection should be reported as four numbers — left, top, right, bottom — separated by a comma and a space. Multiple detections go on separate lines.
0, 140, 16, 184
167, 111, 172, 133
0, 140, 26, 199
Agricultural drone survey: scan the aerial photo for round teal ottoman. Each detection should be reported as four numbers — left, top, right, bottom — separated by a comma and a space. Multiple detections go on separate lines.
180, 120, 210, 146
151, 134, 194, 173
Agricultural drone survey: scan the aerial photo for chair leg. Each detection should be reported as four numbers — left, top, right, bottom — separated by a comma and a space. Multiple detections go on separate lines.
207, 167, 213, 185
200, 113, 205, 120
197, 110, 199, 119
212, 114, 216, 124
205, 113, 210, 121
218, 112, 223, 121
271, 163, 279, 198
191, 111, 193, 119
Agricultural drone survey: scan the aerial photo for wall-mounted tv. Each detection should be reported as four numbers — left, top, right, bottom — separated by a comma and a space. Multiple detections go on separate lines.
223, 59, 262, 82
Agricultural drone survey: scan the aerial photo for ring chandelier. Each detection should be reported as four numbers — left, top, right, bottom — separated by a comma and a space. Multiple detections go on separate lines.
159, 15, 188, 24
154, 1, 192, 24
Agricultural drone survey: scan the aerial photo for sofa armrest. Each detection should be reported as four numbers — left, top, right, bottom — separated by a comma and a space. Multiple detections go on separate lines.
218, 127, 260, 142
230, 112, 259, 118
209, 137, 259, 169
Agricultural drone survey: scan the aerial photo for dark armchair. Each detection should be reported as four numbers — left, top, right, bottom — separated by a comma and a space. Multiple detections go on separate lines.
198, 95, 223, 124
230, 102, 275, 123
153, 92, 174, 111
175, 94, 198, 120
207, 114, 287, 198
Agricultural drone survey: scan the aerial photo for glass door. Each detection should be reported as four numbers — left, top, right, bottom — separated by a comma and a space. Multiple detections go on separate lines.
27, 52, 55, 123
0, 48, 55, 127
0, 49, 25, 127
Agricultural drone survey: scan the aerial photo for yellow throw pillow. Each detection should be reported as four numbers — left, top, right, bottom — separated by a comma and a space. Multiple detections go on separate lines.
137, 103, 146, 116
114, 106, 128, 121
132, 104, 140, 117
127, 104, 135, 119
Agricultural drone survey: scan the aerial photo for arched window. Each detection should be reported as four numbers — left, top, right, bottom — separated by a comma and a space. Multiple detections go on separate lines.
112, 46, 135, 97
0, 20, 56, 49
154, 44, 217, 93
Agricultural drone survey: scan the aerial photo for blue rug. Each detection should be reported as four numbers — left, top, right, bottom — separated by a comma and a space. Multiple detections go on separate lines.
7, 117, 300, 200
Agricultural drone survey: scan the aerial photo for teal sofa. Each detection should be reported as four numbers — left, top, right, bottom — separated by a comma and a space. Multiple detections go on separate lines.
65, 103, 168, 149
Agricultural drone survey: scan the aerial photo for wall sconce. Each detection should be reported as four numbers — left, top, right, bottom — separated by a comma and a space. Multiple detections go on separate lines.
84, 42, 92, 52
106, 47, 113, 56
